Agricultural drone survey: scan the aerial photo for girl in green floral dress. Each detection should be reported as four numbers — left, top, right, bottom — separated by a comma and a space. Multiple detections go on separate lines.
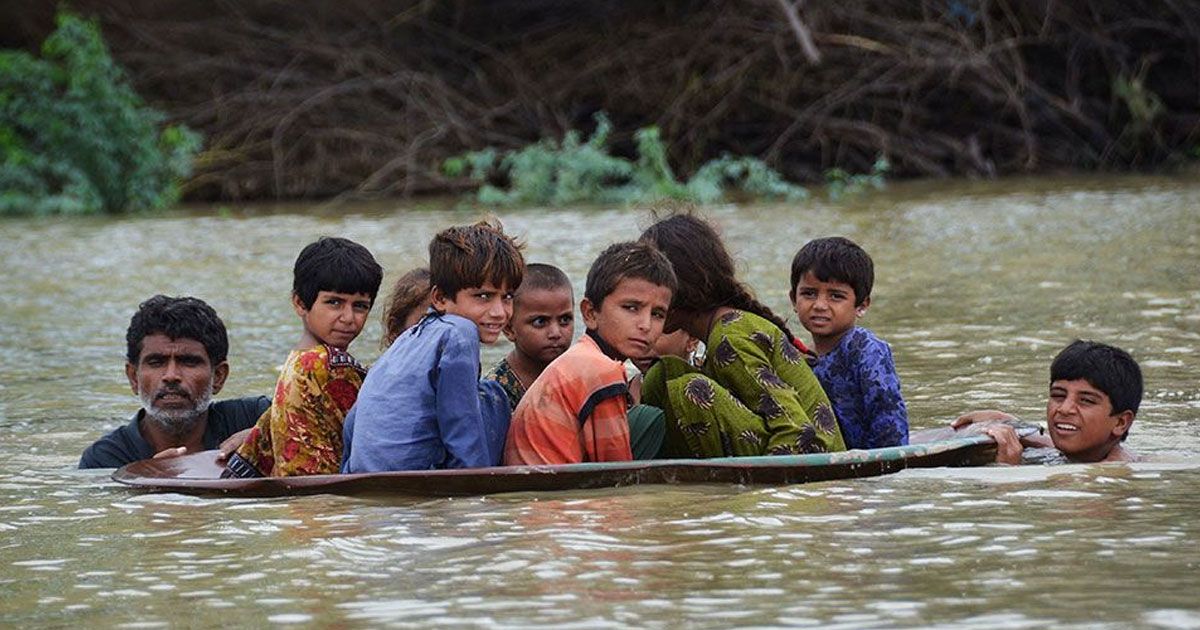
640, 213, 846, 458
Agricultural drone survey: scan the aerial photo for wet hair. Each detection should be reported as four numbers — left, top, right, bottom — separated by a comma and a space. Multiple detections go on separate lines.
293, 237, 384, 309
518, 263, 572, 298
380, 267, 431, 348
126, 295, 229, 365
1051, 340, 1143, 439
789, 237, 874, 306
429, 219, 524, 299
585, 241, 677, 307
640, 211, 797, 342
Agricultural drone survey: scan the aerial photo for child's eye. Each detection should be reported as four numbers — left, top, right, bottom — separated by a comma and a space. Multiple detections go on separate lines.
476, 292, 491, 301
558, 315, 574, 326
353, 301, 372, 312
651, 309, 666, 320
503, 293, 514, 302
531, 316, 548, 327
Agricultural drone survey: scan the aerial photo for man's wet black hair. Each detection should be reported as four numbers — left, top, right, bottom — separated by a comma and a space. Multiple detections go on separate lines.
126, 295, 229, 365
1051, 340, 1143, 439
293, 237, 384, 309
789, 236, 874, 307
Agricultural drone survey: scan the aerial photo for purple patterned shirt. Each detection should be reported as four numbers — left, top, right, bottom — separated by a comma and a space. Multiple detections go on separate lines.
812, 327, 908, 449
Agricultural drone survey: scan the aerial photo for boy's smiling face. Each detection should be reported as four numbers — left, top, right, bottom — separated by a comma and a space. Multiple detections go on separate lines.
434, 282, 514, 344
1046, 378, 1134, 460
792, 271, 867, 352
581, 277, 671, 361
505, 287, 574, 365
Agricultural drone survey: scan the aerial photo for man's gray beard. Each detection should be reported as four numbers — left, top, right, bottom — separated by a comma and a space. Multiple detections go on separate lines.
139, 383, 213, 438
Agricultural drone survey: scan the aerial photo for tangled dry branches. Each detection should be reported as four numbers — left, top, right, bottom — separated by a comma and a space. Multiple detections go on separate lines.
21, 0, 1200, 201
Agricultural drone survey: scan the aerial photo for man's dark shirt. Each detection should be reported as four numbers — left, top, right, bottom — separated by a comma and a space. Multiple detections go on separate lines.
78, 396, 270, 469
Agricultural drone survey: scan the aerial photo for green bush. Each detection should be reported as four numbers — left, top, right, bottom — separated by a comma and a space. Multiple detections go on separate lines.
824, 156, 890, 201
0, 11, 201, 215
444, 112, 812, 206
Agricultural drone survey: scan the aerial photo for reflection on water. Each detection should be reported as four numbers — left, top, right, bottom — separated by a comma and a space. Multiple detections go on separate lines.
0, 175, 1198, 626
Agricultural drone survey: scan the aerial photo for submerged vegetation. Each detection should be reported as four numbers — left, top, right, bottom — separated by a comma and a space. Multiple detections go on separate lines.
0, 11, 200, 215
443, 113, 811, 206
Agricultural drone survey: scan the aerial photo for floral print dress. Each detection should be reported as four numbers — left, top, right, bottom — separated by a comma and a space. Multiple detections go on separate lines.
225, 344, 365, 477
642, 310, 845, 458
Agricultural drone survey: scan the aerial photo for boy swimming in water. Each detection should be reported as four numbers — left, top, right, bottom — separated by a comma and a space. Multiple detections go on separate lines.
953, 340, 1142, 464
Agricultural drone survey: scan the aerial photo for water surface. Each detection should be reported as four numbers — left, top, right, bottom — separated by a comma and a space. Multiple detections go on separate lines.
1, 175, 1197, 627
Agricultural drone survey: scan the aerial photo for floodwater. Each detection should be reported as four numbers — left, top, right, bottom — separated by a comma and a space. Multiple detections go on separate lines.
1, 175, 1198, 627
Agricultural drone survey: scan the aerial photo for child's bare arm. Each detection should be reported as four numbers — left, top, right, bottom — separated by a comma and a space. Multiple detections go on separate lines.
952, 410, 1019, 429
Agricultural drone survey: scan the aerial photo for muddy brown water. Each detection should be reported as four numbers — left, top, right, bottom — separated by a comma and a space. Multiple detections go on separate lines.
1, 175, 1197, 627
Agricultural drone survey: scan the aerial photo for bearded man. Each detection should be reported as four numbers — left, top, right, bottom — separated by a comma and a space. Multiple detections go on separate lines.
79, 296, 269, 468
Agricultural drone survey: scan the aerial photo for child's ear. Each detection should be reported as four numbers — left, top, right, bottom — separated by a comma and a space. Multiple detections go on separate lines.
1112, 410, 1135, 439
579, 298, 599, 330
291, 293, 309, 317
430, 286, 450, 311
856, 296, 872, 317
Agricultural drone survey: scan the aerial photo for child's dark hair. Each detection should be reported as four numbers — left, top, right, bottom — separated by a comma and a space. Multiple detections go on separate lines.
640, 211, 796, 342
1051, 341, 1143, 437
293, 237, 384, 309
585, 241, 677, 307
126, 295, 228, 365
429, 219, 524, 299
789, 236, 874, 306
518, 263, 572, 298
380, 267, 431, 348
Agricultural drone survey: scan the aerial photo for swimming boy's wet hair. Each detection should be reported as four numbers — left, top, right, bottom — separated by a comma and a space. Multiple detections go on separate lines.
584, 241, 677, 307
640, 211, 797, 343
429, 219, 525, 299
293, 237, 384, 309
380, 267, 431, 348
1051, 341, 1143, 435
789, 237, 874, 307
126, 295, 228, 366
518, 263, 572, 298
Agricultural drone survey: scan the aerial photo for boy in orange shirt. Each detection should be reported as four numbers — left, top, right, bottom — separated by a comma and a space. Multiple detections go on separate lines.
504, 241, 676, 465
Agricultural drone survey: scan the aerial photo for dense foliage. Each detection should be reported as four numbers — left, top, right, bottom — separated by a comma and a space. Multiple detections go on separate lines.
0, 11, 200, 215
8, 1, 1197, 203
443, 113, 810, 206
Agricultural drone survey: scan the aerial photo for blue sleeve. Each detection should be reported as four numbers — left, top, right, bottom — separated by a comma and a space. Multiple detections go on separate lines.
339, 406, 356, 473
859, 338, 909, 448
435, 331, 491, 468
477, 379, 513, 466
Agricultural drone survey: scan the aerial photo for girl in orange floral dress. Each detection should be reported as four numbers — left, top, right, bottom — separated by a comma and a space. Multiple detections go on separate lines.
223, 237, 383, 477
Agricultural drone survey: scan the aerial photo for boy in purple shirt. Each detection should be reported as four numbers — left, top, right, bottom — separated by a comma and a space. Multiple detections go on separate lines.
790, 237, 908, 449
342, 220, 524, 472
